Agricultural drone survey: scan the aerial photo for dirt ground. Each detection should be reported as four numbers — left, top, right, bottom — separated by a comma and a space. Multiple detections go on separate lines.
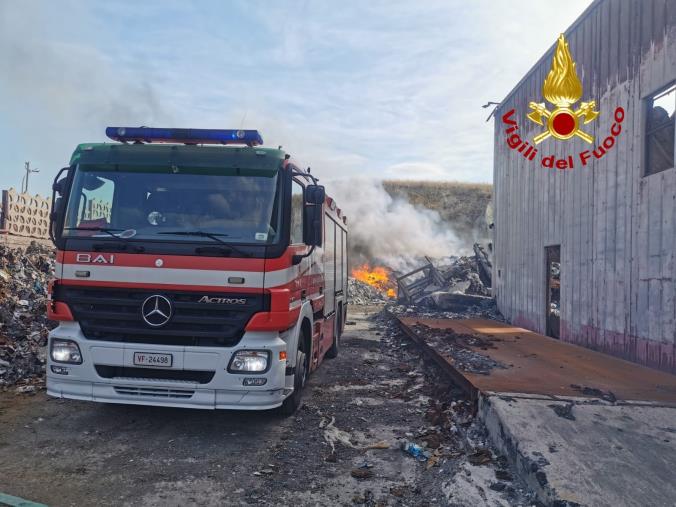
0, 306, 535, 507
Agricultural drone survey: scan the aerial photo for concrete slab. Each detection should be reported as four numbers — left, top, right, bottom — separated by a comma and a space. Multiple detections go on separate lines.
396, 316, 676, 505
480, 394, 676, 507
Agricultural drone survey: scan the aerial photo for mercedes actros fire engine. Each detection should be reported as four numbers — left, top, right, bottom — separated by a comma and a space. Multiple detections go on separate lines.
46, 127, 348, 414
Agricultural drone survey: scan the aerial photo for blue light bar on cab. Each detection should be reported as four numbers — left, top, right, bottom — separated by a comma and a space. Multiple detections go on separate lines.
105, 127, 264, 146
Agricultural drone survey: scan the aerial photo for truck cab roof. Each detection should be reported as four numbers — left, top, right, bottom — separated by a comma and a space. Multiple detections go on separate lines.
69, 143, 287, 173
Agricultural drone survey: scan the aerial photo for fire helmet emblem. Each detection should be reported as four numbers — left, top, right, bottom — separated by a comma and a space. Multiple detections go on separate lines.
527, 34, 599, 144
141, 295, 173, 327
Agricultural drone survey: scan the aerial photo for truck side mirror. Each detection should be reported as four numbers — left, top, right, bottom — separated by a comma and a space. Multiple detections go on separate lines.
301, 185, 324, 248
52, 178, 66, 195
50, 167, 70, 242
50, 195, 66, 224
303, 203, 323, 247
305, 185, 325, 205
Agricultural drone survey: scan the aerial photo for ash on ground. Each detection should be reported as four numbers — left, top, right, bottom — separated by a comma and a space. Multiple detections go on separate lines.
269, 307, 537, 506
412, 323, 506, 375
0, 241, 56, 391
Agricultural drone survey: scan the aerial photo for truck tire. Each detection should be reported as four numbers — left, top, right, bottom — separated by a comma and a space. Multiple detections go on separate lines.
325, 309, 341, 359
279, 348, 307, 416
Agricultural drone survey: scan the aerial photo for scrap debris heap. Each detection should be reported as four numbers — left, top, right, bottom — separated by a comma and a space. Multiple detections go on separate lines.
348, 278, 390, 305
349, 252, 500, 320
0, 242, 56, 390
440, 255, 491, 297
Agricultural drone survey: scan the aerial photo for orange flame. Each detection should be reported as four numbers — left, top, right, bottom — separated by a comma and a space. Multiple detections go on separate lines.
543, 34, 582, 107
352, 264, 396, 298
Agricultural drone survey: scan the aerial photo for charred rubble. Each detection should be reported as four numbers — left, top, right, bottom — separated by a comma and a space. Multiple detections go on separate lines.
347, 278, 390, 305
411, 323, 506, 375
349, 249, 502, 321
0, 242, 56, 390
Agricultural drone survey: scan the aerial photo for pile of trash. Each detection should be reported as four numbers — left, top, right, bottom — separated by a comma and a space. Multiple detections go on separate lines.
349, 247, 501, 320
439, 255, 491, 297
390, 252, 503, 319
348, 277, 389, 305
0, 241, 56, 390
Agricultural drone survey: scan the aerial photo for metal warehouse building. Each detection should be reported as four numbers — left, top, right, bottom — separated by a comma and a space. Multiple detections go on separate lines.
492, 0, 676, 373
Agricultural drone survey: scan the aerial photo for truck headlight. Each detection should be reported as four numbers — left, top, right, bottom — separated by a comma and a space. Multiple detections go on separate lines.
50, 339, 83, 364
228, 350, 269, 373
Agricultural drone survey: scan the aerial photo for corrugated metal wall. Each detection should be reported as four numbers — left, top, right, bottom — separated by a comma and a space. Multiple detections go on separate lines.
493, 0, 676, 373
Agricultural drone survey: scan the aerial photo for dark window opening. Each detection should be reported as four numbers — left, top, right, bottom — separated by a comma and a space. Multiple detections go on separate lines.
545, 245, 560, 339
645, 83, 675, 176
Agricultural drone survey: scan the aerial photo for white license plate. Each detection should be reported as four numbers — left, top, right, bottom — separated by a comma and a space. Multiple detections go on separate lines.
133, 352, 173, 367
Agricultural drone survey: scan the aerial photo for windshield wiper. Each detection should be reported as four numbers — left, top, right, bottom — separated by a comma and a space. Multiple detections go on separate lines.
64, 227, 145, 253
157, 231, 252, 258
65, 226, 124, 237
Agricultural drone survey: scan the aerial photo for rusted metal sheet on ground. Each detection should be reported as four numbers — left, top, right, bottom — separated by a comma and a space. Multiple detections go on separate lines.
396, 316, 478, 402
398, 316, 676, 404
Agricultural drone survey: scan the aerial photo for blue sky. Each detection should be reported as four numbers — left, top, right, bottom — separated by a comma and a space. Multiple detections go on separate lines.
0, 0, 592, 196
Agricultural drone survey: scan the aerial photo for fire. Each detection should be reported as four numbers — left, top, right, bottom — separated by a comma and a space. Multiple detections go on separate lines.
352, 264, 397, 298
543, 34, 583, 107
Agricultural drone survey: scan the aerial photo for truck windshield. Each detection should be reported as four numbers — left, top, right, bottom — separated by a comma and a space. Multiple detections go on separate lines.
62, 165, 281, 244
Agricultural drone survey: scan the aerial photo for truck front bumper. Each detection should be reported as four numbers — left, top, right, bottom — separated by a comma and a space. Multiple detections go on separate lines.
46, 322, 292, 410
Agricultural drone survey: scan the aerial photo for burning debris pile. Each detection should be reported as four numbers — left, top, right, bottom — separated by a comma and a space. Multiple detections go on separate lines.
348, 264, 397, 305
0, 241, 56, 390
349, 249, 498, 318
348, 278, 390, 305
352, 264, 397, 298
395, 255, 492, 307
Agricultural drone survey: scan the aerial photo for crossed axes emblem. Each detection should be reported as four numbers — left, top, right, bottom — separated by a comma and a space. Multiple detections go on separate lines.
527, 101, 599, 144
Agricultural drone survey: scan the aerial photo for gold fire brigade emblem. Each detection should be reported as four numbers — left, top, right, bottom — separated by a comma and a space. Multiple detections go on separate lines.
527, 34, 599, 144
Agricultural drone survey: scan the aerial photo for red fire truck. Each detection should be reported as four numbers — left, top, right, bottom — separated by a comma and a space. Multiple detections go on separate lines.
46, 127, 348, 414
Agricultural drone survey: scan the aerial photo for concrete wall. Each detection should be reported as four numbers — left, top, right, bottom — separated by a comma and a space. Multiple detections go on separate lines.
493, 0, 676, 372
1, 188, 51, 240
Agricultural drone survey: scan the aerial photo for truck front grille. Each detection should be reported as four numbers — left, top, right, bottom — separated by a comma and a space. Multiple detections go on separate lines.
56, 286, 269, 347
95, 365, 215, 384
114, 386, 195, 399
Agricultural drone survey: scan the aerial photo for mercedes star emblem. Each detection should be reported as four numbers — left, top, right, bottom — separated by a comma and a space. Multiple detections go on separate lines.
141, 295, 173, 327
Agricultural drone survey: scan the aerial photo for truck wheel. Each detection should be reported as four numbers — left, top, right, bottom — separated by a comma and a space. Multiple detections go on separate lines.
279, 348, 307, 416
326, 310, 341, 359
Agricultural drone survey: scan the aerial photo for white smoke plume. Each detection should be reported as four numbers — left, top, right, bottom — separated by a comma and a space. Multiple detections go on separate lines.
328, 178, 468, 272
0, 2, 174, 194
